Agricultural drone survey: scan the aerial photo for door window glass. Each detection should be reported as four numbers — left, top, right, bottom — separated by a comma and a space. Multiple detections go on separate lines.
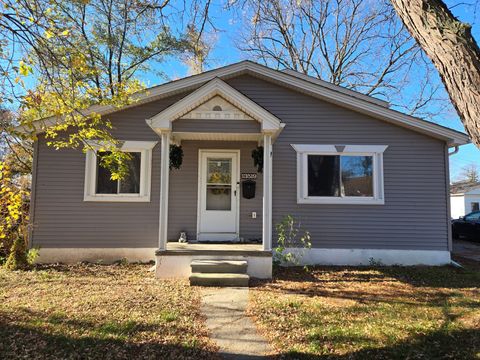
206, 158, 232, 210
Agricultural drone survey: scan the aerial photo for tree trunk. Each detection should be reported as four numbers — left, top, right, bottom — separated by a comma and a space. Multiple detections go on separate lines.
391, 0, 480, 146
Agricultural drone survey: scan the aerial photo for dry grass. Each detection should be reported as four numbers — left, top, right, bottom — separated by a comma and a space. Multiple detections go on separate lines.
248, 264, 480, 359
0, 263, 219, 360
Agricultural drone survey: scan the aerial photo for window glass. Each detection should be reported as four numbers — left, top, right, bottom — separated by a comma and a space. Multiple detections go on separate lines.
96, 152, 117, 194
465, 212, 480, 221
471, 202, 480, 212
96, 151, 141, 194
206, 158, 232, 210
308, 155, 340, 196
307, 155, 374, 198
207, 159, 231, 184
341, 156, 373, 197
119, 152, 141, 194
206, 186, 231, 210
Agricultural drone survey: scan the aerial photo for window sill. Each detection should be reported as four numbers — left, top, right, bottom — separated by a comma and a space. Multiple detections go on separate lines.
297, 197, 385, 205
84, 195, 151, 203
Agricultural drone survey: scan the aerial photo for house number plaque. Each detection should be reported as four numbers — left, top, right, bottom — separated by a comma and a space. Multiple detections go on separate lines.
241, 173, 257, 180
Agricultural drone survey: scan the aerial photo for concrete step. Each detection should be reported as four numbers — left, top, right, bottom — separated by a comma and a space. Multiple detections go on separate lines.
191, 260, 248, 274
189, 273, 250, 287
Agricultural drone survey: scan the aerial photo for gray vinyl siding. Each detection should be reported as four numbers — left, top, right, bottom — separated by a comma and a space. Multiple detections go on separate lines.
225, 75, 449, 251
31, 94, 187, 248
168, 140, 263, 241
31, 73, 450, 251
172, 119, 260, 133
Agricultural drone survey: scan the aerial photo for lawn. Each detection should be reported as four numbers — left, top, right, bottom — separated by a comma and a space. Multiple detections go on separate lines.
248, 262, 480, 359
0, 263, 219, 360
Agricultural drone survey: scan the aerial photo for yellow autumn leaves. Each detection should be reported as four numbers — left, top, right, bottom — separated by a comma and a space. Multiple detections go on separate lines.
0, 163, 29, 243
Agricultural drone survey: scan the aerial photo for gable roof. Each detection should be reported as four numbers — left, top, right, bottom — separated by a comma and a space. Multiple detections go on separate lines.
26, 60, 469, 146
450, 181, 480, 195
146, 78, 283, 134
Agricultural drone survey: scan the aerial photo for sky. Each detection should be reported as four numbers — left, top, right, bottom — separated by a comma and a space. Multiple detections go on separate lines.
142, 1, 480, 183
9, 1, 478, 182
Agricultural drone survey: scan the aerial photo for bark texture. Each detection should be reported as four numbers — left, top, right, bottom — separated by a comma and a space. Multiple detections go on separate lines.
391, 0, 480, 146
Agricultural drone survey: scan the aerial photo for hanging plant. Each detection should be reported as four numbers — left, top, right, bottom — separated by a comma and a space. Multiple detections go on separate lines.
169, 144, 183, 170
251, 146, 263, 173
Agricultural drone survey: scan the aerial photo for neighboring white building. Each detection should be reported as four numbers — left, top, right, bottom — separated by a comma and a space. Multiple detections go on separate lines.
450, 181, 480, 219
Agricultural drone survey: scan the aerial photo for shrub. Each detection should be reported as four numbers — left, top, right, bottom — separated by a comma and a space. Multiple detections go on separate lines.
1, 163, 31, 270
274, 215, 311, 266
4, 233, 29, 270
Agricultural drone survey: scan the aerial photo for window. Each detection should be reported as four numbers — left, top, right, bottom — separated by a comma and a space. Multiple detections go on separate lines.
292, 144, 387, 204
84, 141, 157, 202
471, 202, 480, 212
96, 151, 141, 194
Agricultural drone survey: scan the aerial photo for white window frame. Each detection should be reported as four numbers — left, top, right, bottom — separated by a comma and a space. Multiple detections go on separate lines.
84, 140, 157, 202
291, 144, 388, 205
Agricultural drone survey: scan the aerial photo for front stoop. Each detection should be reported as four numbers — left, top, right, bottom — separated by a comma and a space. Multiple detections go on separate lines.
190, 260, 249, 286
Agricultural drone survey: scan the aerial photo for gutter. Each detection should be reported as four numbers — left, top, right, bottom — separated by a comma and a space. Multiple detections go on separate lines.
449, 146, 460, 156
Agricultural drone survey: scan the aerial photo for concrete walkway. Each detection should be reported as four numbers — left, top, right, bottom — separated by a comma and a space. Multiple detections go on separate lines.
201, 287, 272, 359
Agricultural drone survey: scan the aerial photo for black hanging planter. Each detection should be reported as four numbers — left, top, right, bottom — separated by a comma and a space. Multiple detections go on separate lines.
169, 144, 183, 170
251, 146, 263, 173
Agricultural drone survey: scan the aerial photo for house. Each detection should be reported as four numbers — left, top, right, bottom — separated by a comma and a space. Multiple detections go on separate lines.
450, 181, 480, 219
28, 61, 469, 280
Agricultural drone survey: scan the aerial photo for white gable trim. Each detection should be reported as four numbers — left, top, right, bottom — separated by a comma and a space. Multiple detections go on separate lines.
180, 96, 253, 120
146, 78, 283, 133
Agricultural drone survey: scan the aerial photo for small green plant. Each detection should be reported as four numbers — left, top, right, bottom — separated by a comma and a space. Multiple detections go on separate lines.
116, 257, 129, 266
274, 215, 311, 266
4, 233, 29, 270
27, 247, 40, 265
369, 257, 384, 266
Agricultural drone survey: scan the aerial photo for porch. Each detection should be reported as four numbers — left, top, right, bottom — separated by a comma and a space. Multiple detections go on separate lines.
161, 242, 266, 255
155, 242, 273, 279
145, 77, 284, 280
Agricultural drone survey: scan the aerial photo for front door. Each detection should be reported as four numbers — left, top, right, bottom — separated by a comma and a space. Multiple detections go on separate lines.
198, 150, 239, 241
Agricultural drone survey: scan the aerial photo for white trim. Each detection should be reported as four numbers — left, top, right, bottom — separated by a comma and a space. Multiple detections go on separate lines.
36, 248, 157, 264
146, 77, 283, 134
83, 140, 157, 202
171, 132, 262, 143
23, 61, 468, 146
292, 144, 387, 205
155, 254, 272, 279
262, 134, 273, 251
291, 144, 388, 154
196, 149, 241, 241
282, 248, 451, 266
158, 132, 170, 250
179, 95, 254, 120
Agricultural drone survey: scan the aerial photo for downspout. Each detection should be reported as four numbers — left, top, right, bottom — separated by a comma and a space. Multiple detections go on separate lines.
449, 145, 459, 156
447, 144, 459, 266
28, 140, 39, 249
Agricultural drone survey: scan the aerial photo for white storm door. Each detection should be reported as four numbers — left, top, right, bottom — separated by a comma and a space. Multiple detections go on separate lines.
198, 150, 239, 241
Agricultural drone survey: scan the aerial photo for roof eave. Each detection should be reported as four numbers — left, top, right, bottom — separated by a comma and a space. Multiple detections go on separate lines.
18, 60, 470, 147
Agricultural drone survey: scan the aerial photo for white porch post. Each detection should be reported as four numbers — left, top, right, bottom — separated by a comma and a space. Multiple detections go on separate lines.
158, 131, 171, 251
262, 133, 273, 251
